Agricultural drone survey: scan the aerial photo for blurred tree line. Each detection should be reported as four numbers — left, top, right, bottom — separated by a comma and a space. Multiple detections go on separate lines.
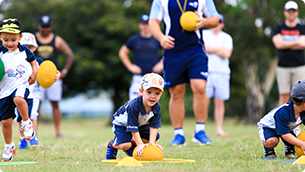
1, 0, 305, 124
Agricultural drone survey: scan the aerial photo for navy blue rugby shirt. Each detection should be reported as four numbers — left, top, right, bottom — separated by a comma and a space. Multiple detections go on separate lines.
112, 96, 162, 132
258, 100, 305, 135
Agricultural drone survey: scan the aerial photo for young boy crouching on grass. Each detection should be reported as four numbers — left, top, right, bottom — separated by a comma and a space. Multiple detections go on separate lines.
258, 80, 305, 158
106, 73, 164, 159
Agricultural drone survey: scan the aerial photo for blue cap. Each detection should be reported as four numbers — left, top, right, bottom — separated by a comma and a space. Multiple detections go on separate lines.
139, 14, 149, 24
219, 14, 224, 23
39, 15, 51, 26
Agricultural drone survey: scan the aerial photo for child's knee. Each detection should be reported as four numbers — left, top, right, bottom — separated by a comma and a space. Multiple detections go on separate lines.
115, 142, 132, 150
264, 137, 279, 148
2, 118, 13, 128
14, 96, 26, 106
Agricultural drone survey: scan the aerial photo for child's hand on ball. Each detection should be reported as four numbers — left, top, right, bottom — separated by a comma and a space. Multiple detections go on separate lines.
150, 143, 163, 151
135, 144, 148, 156
155, 144, 163, 151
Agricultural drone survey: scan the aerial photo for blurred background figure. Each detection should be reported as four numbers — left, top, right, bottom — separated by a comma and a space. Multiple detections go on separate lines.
202, 14, 233, 137
35, 15, 74, 138
272, 1, 305, 106
118, 14, 163, 100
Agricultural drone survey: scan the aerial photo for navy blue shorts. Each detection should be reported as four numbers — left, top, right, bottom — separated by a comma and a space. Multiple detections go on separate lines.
0, 88, 29, 121
259, 127, 296, 144
163, 53, 208, 88
112, 125, 160, 146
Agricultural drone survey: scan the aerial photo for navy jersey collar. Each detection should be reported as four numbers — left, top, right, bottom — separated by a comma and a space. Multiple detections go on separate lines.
137, 96, 158, 116
0, 43, 25, 53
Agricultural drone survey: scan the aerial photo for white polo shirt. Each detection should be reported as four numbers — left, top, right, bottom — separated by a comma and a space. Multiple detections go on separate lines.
0, 44, 36, 99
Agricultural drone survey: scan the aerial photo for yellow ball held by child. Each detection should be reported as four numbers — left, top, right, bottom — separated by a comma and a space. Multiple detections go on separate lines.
133, 144, 163, 161
295, 131, 305, 157
180, 11, 199, 32
37, 60, 57, 88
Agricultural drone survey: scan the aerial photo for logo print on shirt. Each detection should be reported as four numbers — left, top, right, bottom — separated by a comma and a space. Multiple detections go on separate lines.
138, 111, 154, 126
189, 2, 198, 8
6, 65, 26, 78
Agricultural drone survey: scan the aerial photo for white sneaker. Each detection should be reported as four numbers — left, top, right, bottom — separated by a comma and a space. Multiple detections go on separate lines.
2, 144, 16, 162
20, 121, 35, 140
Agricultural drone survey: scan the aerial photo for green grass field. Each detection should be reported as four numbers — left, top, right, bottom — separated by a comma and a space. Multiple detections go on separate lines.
0, 117, 304, 172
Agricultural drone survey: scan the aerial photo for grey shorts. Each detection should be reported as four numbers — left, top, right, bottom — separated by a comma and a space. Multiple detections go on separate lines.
276, 65, 305, 94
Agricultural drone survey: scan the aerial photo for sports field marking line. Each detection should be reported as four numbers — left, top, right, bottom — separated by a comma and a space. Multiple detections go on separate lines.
0, 162, 37, 165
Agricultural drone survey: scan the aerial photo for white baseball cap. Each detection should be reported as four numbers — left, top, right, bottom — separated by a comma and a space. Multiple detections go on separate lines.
285, 1, 298, 10
141, 73, 164, 91
20, 32, 38, 47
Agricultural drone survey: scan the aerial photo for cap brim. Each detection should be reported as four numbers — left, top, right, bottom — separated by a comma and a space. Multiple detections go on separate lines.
144, 85, 164, 91
0, 28, 21, 34
285, 7, 298, 10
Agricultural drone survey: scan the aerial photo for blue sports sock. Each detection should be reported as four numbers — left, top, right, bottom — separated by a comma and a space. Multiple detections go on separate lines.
195, 122, 205, 133
174, 128, 184, 136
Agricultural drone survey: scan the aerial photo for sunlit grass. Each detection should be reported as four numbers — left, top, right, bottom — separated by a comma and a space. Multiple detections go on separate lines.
0, 117, 304, 172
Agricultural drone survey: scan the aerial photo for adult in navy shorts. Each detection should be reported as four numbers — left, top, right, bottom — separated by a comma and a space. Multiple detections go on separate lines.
119, 14, 163, 100
149, 0, 219, 146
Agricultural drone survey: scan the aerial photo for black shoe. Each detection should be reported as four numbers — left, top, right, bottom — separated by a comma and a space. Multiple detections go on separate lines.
284, 143, 295, 159
264, 146, 276, 158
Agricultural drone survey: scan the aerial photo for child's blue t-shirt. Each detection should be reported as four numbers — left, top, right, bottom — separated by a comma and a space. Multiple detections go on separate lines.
112, 96, 162, 132
257, 100, 305, 135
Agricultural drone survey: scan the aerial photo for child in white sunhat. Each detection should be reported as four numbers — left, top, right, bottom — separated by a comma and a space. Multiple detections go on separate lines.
16, 32, 60, 149
258, 80, 305, 159
106, 73, 164, 159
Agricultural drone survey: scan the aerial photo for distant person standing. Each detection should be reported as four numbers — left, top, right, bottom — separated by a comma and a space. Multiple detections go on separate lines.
272, 1, 305, 106
35, 15, 74, 138
118, 14, 163, 100
202, 14, 233, 137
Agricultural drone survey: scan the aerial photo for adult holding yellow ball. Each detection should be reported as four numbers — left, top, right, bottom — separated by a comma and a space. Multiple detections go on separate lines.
149, 0, 219, 146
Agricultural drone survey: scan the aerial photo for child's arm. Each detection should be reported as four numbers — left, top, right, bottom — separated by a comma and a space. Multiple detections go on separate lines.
132, 131, 147, 156
149, 127, 158, 144
149, 127, 163, 151
282, 133, 305, 154
28, 60, 38, 85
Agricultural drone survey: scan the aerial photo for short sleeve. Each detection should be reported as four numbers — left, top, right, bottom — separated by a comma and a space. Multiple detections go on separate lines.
274, 109, 291, 135
126, 101, 140, 132
149, 0, 163, 21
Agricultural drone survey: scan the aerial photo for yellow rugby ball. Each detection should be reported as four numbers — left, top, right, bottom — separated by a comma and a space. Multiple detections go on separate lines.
295, 131, 305, 157
37, 60, 57, 88
180, 11, 199, 31
133, 144, 163, 161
